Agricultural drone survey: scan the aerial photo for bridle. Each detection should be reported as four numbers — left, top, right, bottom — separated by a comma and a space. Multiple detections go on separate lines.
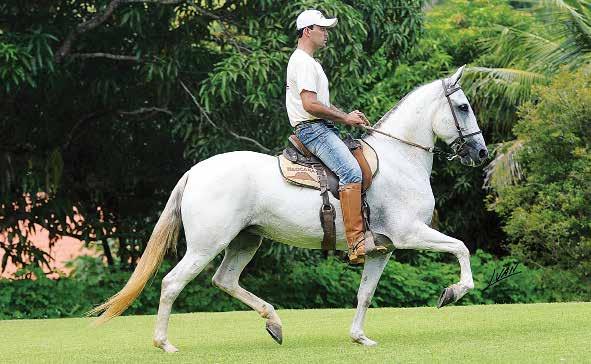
362, 79, 482, 160
441, 79, 482, 157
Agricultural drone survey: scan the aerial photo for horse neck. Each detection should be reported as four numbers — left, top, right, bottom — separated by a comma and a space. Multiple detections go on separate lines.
364, 82, 442, 177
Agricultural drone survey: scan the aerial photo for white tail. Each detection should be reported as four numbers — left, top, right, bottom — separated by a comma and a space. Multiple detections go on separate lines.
87, 171, 190, 324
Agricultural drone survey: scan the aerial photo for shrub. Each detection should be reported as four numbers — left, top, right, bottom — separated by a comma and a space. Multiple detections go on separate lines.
489, 68, 591, 276
1, 250, 588, 320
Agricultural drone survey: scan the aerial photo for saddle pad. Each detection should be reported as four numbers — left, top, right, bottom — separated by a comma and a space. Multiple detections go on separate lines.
277, 139, 379, 190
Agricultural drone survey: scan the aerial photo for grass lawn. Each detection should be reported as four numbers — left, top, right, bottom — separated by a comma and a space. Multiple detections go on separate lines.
1, 302, 589, 363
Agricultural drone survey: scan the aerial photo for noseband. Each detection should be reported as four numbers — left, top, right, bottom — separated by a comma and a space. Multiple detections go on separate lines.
363, 79, 482, 160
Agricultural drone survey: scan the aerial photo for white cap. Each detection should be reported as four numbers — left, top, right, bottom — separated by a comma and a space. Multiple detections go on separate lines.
296, 10, 338, 30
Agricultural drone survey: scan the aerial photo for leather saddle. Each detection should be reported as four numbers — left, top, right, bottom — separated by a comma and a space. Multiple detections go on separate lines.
278, 134, 379, 199
277, 133, 379, 254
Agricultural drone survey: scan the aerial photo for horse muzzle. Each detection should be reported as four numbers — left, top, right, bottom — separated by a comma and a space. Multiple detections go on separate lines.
457, 141, 488, 167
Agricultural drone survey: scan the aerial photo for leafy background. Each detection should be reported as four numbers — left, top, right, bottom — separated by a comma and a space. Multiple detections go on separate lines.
1, 0, 590, 319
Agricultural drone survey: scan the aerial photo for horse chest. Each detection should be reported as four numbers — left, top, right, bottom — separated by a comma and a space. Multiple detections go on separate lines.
367, 166, 435, 232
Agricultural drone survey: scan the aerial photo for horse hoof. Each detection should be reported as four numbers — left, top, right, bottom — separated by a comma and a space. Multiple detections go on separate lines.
437, 286, 456, 308
351, 335, 378, 347
153, 339, 179, 353
266, 321, 283, 345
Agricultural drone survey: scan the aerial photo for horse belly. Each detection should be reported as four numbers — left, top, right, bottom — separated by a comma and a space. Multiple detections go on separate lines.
181, 151, 348, 250
247, 155, 349, 250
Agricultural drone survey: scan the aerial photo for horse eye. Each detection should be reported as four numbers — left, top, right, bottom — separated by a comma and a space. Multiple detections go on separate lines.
459, 104, 469, 112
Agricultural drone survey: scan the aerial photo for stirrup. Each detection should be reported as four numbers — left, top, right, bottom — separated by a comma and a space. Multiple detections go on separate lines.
363, 231, 387, 254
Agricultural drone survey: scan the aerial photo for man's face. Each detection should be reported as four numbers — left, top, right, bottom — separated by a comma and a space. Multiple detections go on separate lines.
307, 25, 329, 48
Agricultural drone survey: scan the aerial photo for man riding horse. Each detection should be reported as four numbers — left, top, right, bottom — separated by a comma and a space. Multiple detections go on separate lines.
287, 9, 386, 264
90, 9, 489, 352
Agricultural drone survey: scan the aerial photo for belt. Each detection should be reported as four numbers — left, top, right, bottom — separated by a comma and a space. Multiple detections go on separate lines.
294, 119, 334, 129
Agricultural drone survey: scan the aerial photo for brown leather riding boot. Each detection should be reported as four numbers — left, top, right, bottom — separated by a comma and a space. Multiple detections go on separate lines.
339, 183, 385, 264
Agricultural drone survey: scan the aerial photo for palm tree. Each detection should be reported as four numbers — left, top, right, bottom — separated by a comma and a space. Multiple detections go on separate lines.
462, 0, 591, 190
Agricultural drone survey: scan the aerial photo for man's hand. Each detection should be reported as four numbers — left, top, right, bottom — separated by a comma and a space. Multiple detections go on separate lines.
344, 110, 371, 126
355, 110, 372, 126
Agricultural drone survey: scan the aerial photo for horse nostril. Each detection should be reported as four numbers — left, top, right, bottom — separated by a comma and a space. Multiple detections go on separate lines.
479, 149, 488, 159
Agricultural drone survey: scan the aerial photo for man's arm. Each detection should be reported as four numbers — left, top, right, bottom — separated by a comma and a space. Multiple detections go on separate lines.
301, 90, 368, 126
330, 104, 345, 114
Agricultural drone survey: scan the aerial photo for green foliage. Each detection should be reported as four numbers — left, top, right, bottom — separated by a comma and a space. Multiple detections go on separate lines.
355, 38, 453, 122
426, 0, 529, 67
465, 0, 591, 137
421, 0, 537, 138
0, 40, 34, 91
489, 68, 591, 275
353, 0, 534, 134
0, 0, 425, 273
1, 250, 589, 320
367, 0, 529, 253
1, 0, 201, 271
182, 0, 426, 160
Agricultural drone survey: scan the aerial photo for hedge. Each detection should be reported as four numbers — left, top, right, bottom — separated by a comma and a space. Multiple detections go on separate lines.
1, 250, 589, 319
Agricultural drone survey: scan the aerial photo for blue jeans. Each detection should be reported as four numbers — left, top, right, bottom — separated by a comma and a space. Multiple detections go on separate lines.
295, 121, 362, 187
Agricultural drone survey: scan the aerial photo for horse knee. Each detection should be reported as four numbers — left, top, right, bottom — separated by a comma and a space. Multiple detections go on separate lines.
448, 240, 470, 258
456, 244, 470, 258
211, 273, 224, 289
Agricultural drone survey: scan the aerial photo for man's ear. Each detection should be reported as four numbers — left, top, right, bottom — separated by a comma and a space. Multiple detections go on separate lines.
304, 25, 315, 37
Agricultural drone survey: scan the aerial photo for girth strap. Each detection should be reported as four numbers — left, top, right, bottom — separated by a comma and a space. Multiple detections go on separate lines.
313, 163, 336, 251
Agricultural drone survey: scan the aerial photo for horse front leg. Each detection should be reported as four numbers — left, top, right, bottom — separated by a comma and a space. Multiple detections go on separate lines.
350, 251, 392, 346
399, 223, 475, 308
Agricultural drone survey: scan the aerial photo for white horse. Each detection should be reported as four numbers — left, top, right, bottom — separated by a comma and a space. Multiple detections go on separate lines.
90, 66, 488, 351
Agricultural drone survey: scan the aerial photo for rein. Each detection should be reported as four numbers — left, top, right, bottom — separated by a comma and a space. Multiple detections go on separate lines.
359, 124, 456, 160
360, 79, 482, 161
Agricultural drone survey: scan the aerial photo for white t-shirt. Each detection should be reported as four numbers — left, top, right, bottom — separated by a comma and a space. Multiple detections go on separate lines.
285, 48, 331, 127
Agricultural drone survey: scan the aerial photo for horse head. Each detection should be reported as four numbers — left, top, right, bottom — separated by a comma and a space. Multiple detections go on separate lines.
432, 66, 488, 167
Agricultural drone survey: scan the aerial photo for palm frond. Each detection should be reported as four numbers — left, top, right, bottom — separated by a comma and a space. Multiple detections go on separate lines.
482, 1, 591, 72
483, 139, 525, 190
535, 0, 591, 68
465, 67, 547, 102
468, 0, 591, 134
467, 67, 546, 83
462, 67, 548, 135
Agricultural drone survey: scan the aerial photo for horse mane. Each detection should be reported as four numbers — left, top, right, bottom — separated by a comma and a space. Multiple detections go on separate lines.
370, 79, 439, 131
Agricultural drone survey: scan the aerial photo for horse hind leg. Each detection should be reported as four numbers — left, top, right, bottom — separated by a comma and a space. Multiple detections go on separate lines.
153, 246, 225, 352
212, 231, 284, 344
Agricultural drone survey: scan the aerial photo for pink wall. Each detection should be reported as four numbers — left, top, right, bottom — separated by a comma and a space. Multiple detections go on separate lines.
0, 225, 97, 279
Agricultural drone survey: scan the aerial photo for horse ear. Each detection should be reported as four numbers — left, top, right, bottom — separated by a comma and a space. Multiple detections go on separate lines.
448, 65, 466, 86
